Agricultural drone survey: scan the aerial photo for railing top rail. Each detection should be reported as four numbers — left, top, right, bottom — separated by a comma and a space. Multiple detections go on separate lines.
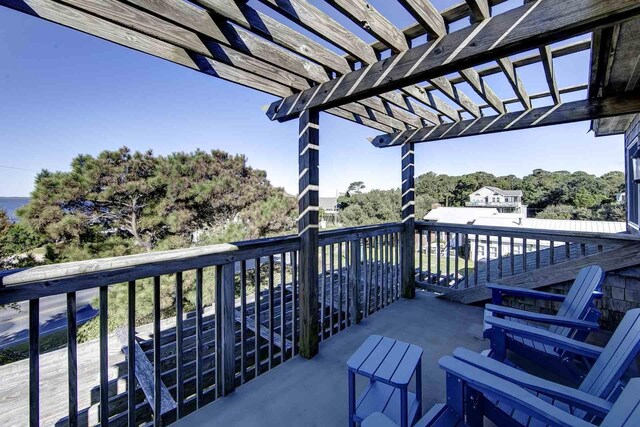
415, 220, 639, 246
0, 222, 405, 304
0, 234, 299, 304
319, 222, 403, 245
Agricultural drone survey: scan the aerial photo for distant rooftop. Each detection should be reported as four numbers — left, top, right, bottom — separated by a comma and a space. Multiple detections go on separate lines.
482, 186, 523, 197
473, 217, 626, 234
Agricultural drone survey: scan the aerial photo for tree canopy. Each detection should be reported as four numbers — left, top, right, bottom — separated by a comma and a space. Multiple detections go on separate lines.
337, 169, 625, 226
17, 147, 296, 262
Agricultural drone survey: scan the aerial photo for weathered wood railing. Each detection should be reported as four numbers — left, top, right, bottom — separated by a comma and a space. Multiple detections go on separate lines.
0, 223, 404, 426
415, 221, 638, 292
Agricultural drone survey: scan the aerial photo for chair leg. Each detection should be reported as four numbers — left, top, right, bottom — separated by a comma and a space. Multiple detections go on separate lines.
348, 370, 356, 427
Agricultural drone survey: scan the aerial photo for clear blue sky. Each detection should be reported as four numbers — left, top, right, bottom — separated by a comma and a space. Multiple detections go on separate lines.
0, 1, 625, 198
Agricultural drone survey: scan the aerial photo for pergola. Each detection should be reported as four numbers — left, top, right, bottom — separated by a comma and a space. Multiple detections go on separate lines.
3, 2, 640, 424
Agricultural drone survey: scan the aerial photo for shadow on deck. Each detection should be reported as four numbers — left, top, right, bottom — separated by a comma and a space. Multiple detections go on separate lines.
173, 291, 487, 427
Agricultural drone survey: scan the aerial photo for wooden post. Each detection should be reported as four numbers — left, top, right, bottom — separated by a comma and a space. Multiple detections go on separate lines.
349, 239, 362, 324
401, 142, 416, 298
298, 108, 320, 359
218, 263, 236, 395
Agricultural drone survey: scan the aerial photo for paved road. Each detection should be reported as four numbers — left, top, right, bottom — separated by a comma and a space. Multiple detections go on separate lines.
0, 289, 98, 349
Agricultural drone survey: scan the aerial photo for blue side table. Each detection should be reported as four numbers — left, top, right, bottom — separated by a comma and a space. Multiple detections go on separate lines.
347, 335, 423, 427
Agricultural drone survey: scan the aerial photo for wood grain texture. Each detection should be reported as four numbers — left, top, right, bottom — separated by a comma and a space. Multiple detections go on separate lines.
257, 0, 377, 64
398, 0, 447, 39
267, 0, 640, 121
465, 0, 490, 23
297, 109, 320, 359
497, 57, 531, 110
401, 143, 416, 299
371, 94, 640, 147
326, 0, 409, 53
539, 45, 560, 104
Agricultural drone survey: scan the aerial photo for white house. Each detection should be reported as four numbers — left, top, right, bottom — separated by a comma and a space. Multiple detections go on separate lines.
466, 186, 524, 214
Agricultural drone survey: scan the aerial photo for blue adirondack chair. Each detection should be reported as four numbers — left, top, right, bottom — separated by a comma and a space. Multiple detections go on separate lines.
363, 367, 640, 427
459, 307, 640, 426
484, 264, 604, 378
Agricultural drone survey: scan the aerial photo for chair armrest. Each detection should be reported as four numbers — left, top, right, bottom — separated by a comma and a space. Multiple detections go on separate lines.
485, 304, 600, 331
451, 348, 611, 415
485, 317, 604, 359
487, 283, 566, 303
439, 356, 599, 427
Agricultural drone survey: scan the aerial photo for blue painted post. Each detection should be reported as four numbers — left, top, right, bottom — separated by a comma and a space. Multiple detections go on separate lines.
348, 370, 356, 427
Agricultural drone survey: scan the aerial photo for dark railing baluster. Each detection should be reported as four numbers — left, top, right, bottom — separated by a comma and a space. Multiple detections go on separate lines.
174, 274, 183, 419
445, 231, 451, 287
385, 233, 390, 303
418, 229, 423, 281
280, 254, 286, 363
29, 299, 39, 427
291, 251, 298, 356
565, 242, 571, 260
535, 240, 541, 268
254, 258, 261, 377
486, 235, 491, 282
195, 268, 203, 405
330, 243, 336, 330
368, 238, 374, 314
550, 241, 555, 265
152, 277, 161, 424
345, 241, 351, 325
473, 235, 479, 287
67, 291, 78, 427
320, 245, 327, 340
598, 245, 603, 253
377, 235, 382, 309
240, 261, 248, 381
509, 237, 516, 276
215, 266, 222, 398
100, 285, 109, 426
464, 234, 469, 288
497, 236, 503, 279
581, 243, 586, 256
268, 256, 275, 366
338, 243, 344, 328
454, 233, 459, 287
436, 232, 441, 285
396, 232, 401, 299
426, 230, 432, 282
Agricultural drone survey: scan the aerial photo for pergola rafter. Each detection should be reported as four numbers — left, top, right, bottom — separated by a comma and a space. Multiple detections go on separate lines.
3, 0, 625, 136
265, 0, 640, 122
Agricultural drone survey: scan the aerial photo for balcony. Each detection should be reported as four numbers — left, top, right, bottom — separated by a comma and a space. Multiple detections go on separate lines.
464, 201, 521, 208
0, 222, 638, 426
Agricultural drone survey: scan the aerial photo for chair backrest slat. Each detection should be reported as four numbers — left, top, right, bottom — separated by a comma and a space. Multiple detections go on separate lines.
601, 378, 640, 426
549, 265, 604, 337
580, 309, 640, 399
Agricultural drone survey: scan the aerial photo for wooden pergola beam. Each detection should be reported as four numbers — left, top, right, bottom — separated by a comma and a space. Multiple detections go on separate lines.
539, 45, 561, 104
465, 0, 490, 23
266, 0, 640, 122
325, 0, 409, 53
497, 57, 532, 110
370, 93, 640, 147
397, 0, 448, 40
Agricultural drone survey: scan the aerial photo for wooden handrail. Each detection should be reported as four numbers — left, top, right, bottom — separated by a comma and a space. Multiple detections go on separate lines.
0, 223, 405, 304
415, 221, 638, 246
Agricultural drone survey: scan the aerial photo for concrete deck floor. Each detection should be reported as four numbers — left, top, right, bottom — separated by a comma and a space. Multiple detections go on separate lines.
174, 290, 487, 427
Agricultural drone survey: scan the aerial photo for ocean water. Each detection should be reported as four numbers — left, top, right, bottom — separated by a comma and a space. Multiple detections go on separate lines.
0, 197, 30, 222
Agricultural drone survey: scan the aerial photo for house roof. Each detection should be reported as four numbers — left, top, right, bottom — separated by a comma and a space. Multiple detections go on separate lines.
482, 186, 523, 197
424, 207, 499, 224
473, 217, 626, 234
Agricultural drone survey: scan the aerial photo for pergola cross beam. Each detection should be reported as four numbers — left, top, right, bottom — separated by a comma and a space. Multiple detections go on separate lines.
266, 0, 640, 122
370, 93, 640, 147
